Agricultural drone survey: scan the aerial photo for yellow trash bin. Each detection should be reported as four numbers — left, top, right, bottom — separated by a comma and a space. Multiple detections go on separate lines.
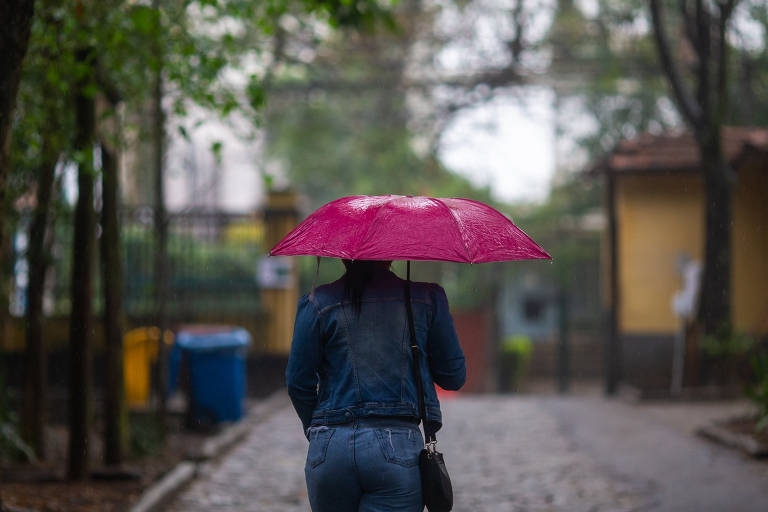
123, 327, 174, 408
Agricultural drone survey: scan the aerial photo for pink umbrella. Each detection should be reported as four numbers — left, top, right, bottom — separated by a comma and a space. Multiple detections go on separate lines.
270, 195, 550, 262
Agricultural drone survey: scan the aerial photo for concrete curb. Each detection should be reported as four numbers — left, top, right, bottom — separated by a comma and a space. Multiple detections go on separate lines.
128, 462, 196, 512
189, 391, 289, 461
697, 421, 768, 458
618, 384, 744, 403
127, 390, 289, 512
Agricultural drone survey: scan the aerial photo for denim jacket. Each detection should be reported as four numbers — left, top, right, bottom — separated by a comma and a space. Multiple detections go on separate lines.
286, 268, 466, 436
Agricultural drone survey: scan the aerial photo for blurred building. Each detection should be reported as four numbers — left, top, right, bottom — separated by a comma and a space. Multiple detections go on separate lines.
591, 127, 768, 392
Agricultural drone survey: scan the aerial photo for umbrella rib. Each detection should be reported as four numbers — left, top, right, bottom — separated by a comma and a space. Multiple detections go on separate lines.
270, 195, 550, 262
356, 200, 387, 260
433, 198, 473, 263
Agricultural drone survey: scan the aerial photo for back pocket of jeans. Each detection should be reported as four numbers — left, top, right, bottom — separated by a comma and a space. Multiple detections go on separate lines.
307, 427, 335, 468
375, 427, 421, 467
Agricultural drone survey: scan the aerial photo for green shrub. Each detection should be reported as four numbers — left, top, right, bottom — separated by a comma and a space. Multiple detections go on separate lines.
500, 335, 533, 389
746, 351, 768, 432
128, 413, 165, 457
701, 329, 755, 359
701, 329, 756, 387
502, 334, 533, 357
0, 373, 35, 463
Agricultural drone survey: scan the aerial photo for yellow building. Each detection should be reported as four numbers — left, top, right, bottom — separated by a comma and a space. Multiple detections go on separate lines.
592, 127, 768, 391
260, 189, 300, 355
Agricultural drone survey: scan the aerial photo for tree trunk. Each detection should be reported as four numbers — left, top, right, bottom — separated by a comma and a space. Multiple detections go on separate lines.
0, 0, 35, 352
649, 0, 735, 343
22, 147, 57, 459
605, 173, 621, 395
152, 35, 169, 432
0, 0, 35, 260
67, 46, 96, 481
101, 140, 126, 466
697, 129, 731, 336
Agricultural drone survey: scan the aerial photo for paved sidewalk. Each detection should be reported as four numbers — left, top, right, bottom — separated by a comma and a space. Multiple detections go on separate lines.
437, 396, 649, 511
543, 396, 768, 511
166, 394, 309, 512
164, 393, 767, 512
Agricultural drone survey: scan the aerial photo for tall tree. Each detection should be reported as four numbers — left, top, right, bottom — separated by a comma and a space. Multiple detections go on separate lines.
151, 0, 170, 433
5, 0, 76, 458
21, 132, 58, 460
728, 3, 768, 126
264, 11, 423, 208
0, 0, 36, 353
99, 85, 127, 465
6, 0, 403, 475
0, 0, 35, 276
649, 0, 738, 337
67, 15, 97, 479
17, 0, 74, 460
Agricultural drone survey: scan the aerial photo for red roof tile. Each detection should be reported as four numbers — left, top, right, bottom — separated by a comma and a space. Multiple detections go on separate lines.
589, 127, 768, 174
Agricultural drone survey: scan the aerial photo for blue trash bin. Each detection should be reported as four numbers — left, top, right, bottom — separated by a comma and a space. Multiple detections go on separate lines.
175, 327, 251, 425
167, 342, 183, 396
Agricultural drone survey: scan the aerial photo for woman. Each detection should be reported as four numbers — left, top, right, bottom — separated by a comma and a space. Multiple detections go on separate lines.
286, 259, 466, 511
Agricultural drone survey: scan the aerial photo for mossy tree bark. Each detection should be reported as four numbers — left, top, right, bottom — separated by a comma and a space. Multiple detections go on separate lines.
649, 0, 737, 338
22, 140, 57, 459
67, 44, 96, 481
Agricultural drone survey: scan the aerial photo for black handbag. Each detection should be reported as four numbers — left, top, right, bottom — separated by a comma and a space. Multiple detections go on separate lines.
404, 262, 453, 512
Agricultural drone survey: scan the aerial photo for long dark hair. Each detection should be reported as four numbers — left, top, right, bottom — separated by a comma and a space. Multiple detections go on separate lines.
342, 260, 390, 314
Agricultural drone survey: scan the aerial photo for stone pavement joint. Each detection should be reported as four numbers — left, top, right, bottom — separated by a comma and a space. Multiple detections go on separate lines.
165, 402, 309, 512
130, 462, 196, 512
129, 391, 291, 512
165, 394, 657, 512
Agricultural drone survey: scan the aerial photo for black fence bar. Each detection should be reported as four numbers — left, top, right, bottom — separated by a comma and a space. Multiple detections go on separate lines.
11, 207, 264, 319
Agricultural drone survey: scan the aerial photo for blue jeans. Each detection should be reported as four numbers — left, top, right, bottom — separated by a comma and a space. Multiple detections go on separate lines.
305, 418, 424, 511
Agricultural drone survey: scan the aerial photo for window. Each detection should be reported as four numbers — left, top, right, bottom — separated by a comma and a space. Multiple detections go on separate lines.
522, 297, 544, 322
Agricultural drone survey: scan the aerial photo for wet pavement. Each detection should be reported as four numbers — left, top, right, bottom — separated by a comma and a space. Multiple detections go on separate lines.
164, 392, 768, 511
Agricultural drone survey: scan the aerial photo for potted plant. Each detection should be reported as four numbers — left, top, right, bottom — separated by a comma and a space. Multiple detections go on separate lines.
498, 335, 532, 393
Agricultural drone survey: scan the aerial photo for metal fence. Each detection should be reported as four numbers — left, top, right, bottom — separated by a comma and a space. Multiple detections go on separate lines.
12, 207, 264, 319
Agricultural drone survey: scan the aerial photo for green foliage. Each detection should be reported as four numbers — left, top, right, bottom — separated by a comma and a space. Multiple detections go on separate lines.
272, 111, 502, 306
11, 0, 398, 318
246, 76, 267, 110
10, 1, 77, 208
731, 2, 768, 127
746, 350, 768, 432
266, 94, 430, 208
0, 372, 35, 463
43, 216, 262, 316
545, 0, 768, 160
501, 334, 533, 357
546, 0, 671, 158
210, 141, 223, 164
701, 329, 756, 359
122, 222, 261, 315
129, 5, 158, 36
128, 413, 165, 456
296, 258, 504, 312
10, 0, 398, 212
263, 2, 491, 210
0, 423, 36, 464
508, 177, 601, 295
297, 256, 345, 293
263, 3, 508, 310
499, 335, 533, 391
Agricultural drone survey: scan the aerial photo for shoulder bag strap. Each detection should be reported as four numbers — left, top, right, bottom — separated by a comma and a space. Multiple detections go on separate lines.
404, 261, 437, 444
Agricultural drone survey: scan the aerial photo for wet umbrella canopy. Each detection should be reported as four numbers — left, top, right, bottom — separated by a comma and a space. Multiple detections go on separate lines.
269, 195, 550, 262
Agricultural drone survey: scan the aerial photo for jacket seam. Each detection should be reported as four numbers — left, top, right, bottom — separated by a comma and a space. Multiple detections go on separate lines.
400, 317, 408, 402
338, 304, 362, 402
317, 296, 431, 316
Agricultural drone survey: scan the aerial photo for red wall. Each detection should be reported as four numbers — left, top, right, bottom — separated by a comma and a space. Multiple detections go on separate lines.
450, 310, 492, 393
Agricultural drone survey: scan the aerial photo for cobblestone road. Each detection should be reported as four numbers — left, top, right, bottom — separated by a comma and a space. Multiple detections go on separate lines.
166, 396, 309, 512
166, 394, 656, 512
